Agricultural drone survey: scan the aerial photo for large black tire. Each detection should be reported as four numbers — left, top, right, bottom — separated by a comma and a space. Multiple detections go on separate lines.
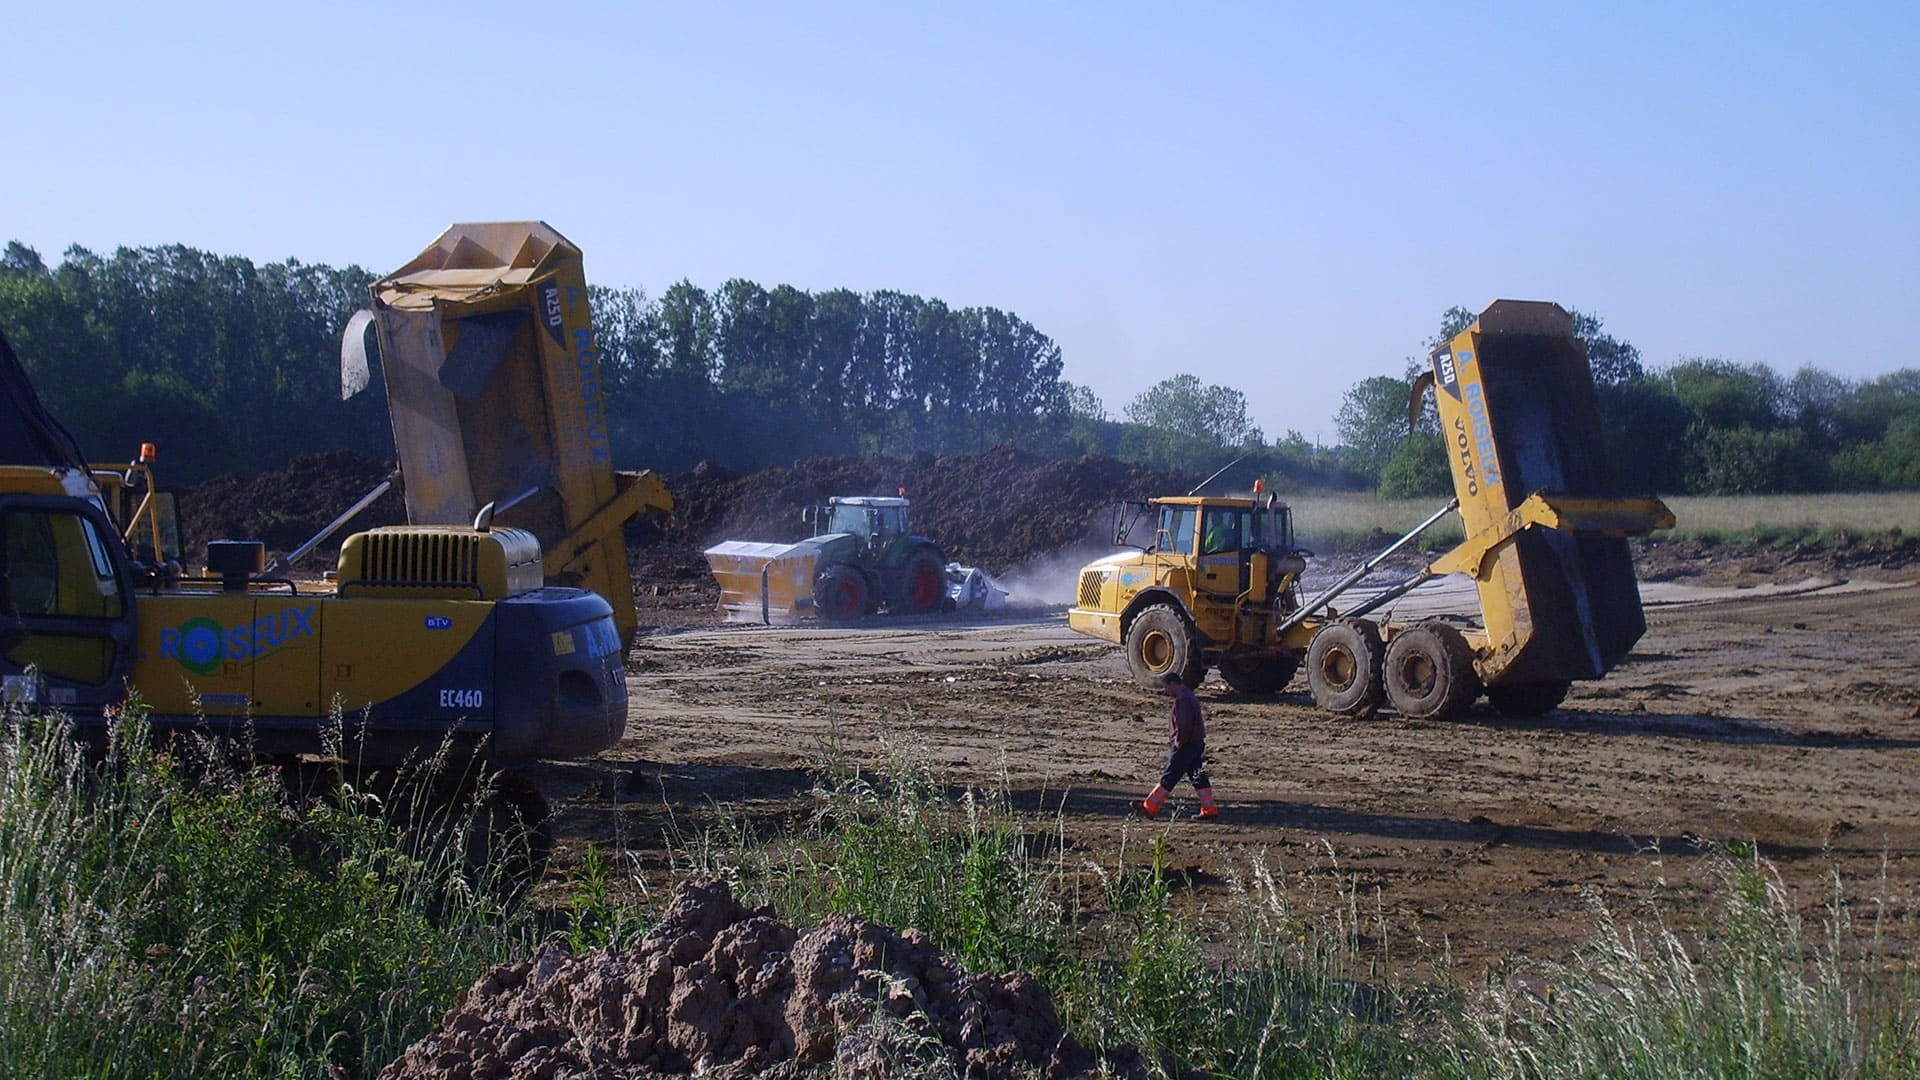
1383, 621, 1481, 721
1307, 619, 1385, 717
1217, 652, 1300, 694
814, 564, 868, 622
900, 548, 947, 614
1124, 604, 1206, 689
1486, 680, 1572, 717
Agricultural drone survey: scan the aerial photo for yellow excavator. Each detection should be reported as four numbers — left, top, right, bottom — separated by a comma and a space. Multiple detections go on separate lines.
2, 223, 662, 778
1067, 300, 1675, 719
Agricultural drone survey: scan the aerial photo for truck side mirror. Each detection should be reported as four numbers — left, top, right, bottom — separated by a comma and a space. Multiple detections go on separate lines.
801, 506, 816, 525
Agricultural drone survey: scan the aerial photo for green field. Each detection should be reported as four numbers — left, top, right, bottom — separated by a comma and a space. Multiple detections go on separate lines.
1284, 492, 1915, 551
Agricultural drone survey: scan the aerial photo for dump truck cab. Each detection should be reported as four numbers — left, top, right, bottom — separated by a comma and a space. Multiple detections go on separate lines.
1, 460, 630, 766
1068, 491, 1309, 693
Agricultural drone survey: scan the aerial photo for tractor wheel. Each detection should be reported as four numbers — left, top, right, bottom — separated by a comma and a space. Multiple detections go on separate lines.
1307, 619, 1385, 717
814, 564, 868, 622
1217, 652, 1300, 694
1486, 680, 1572, 717
901, 549, 947, 614
1383, 621, 1481, 721
1125, 604, 1206, 689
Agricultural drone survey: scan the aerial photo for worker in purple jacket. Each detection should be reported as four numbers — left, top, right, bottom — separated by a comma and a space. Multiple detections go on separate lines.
1138, 671, 1219, 819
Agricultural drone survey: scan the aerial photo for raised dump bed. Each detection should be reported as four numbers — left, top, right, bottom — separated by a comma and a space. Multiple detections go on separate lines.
343, 223, 672, 643
1423, 299, 1670, 687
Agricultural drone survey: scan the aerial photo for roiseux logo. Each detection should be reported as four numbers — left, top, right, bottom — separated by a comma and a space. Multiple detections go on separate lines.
160, 607, 316, 674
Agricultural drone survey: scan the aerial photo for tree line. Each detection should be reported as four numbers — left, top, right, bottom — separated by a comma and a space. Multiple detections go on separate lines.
0, 241, 1087, 483
589, 279, 1075, 469
1326, 306, 1920, 497
1, 239, 1914, 494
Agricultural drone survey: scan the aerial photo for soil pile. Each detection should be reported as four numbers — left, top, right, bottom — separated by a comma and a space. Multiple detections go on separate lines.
1635, 530, 1920, 586
379, 880, 1109, 1079
180, 446, 1188, 588
178, 450, 405, 566
652, 446, 1192, 576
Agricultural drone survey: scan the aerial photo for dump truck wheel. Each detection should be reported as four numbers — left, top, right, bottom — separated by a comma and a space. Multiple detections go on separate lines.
901, 549, 947, 614
1384, 621, 1481, 721
814, 565, 868, 622
1486, 680, 1572, 717
1125, 604, 1205, 689
1307, 619, 1384, 717
1218, 653, 1300, 694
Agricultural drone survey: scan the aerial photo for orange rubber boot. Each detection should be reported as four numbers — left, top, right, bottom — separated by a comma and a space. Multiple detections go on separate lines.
1196, 787, 1219, 819
1138, 784, 1171, 819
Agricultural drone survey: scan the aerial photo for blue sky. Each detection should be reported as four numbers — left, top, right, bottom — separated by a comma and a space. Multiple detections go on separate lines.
4, 2, 1914, 443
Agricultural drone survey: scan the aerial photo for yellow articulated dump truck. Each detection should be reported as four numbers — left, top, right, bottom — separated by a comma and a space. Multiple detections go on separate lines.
1068, 300, 1674, 719
343, 222, 673, 647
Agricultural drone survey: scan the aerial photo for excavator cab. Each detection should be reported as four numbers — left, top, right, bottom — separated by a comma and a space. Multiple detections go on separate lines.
0, 486, 138, 708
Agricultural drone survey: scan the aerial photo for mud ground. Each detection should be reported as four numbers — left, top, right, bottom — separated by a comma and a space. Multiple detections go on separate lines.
522, 556, 1920, 983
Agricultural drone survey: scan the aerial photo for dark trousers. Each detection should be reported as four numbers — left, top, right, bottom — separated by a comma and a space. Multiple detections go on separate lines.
1160, 743, 1210, 791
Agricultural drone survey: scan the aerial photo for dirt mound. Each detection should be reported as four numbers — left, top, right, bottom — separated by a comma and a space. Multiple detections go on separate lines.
651, 446, 1192, 576
178, 450, 405, 565
1635, 530, 1920, 587
175, 445, 1185, 591
379, 880, 1109, 1079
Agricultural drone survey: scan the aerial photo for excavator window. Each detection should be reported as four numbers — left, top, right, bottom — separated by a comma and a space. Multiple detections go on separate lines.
0, 510, 123, 619
1, 508, 127, 685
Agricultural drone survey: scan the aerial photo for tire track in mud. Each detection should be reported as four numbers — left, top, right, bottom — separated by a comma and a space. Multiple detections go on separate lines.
583, 582, 1920, 979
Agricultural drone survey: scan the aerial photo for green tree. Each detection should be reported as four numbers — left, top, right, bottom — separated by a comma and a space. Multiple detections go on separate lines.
1377, 435, 1451, 498
1123, 375, 1261, 446
1119, 375, 1263, 471
1597, 375, 1691, 492
1684, 424, 1818, 494
1827, 411, 1920, 488
1334, 373, 1417, 480
1569, 308, 1644, 385
1427, 306, 1477, 351
1835, 368, 1920, 445
1668, 357, 1786, 431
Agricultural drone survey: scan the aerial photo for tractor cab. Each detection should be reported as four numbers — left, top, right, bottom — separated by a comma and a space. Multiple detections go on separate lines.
814, 496, 912, 559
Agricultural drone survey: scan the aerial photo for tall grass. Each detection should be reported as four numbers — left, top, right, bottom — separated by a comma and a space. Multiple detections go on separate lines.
1657, 492, 1918, 542
1446, 848, 1920, 1079
0, 701, 542, 1079
659, 732, 1427, 1076
653, 735, 1920, 1078
9, 704, 1916, 1079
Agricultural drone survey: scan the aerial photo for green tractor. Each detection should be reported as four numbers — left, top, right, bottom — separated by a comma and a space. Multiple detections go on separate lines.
705, 495, 950, 622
